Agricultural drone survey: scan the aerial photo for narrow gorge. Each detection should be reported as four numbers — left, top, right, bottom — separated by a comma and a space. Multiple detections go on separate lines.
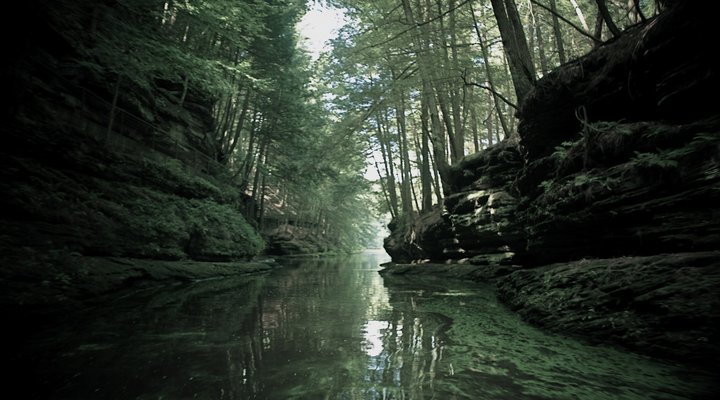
2, 0, 718, 398
382, 1, 720, 366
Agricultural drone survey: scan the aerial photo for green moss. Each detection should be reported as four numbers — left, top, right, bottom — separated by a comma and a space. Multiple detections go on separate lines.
1, 148, 264, 260
185, 199, 265, 260
135, 158, 226, 202
406, 281, 716, 399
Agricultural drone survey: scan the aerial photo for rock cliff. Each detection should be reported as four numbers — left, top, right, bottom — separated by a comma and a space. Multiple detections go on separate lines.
1, 81, 264, 263
1, 23, 266, 306
383, 2, 720, 365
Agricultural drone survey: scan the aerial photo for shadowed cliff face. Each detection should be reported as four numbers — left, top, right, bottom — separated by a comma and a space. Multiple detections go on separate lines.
383, 142, 524, 268
383, 2, 720, 365
515, 1, 720, 265
519, 2, 719, 163
1, 2, 266, 264
0, 124, 264, 262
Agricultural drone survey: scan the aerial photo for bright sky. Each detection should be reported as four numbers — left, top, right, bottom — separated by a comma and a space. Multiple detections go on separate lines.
297, 3, 347, 59
296, 4, 386, 183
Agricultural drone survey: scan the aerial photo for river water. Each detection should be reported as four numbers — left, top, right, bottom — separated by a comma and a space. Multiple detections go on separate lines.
13, 251, 717, 399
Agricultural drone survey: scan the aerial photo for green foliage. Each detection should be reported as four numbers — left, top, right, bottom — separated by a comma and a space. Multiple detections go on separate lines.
3, 142, 264, 260
572, 173, 600, 188
43, 0, 286, 121
632, 131, 717, 173
551, 140, 579, 161
186, 199, 265, 259
538, 179, 556, 193
537, 171, 619, 208
136, 158, 226, 202
631, 151, 679, 169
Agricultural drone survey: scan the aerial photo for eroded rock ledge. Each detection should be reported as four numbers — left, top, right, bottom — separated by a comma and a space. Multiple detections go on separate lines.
497, 252, 720, 363
383, 2, 720, 365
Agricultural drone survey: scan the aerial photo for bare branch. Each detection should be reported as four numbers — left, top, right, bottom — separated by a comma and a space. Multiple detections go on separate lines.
530, 0, 602, 44
460, 71, 518, 111
356, 0, 473, 52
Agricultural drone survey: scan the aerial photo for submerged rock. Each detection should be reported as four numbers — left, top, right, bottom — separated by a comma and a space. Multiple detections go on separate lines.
497, 252, 720, 364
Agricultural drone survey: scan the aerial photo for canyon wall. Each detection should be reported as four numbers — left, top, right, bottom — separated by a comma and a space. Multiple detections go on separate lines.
383, 2, 720, 364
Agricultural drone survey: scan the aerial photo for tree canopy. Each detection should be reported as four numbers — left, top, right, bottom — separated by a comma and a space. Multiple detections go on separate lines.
22, 0, 660, 252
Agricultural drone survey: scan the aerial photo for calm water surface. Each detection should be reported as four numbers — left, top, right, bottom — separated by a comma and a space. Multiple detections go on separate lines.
13, 251, 718, 399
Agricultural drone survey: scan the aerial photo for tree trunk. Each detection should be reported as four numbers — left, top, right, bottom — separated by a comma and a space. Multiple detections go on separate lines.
238, 110, 260, 191
490, 0, 537, 106
486, 99, 495, 146
420, 96, 433, 212
374, 157, 396, 219
258, 158, 268, 230
428, 143, 443, 202
214, 96, 234, 156
448, 0, 465, 161
435, 85, 458, 163
251, 136, 268, 205
470, 3, 512, 138
594, 11, 604, 44
402, 0, 451, 193
248, 135, 268, 222
470, 102, 481, 151
550, 0, 567, 64
529, 0, 549, 75
395, 91, 414, 215
595, 0, 622, 37
225, 89, 252, 164
377, 113, 400, 218
568, 0, 591, 32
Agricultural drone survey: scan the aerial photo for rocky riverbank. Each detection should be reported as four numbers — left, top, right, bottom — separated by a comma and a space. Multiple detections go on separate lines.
1, 40, 273, 311
0, 249, 276, 308
383, 2, 720, 365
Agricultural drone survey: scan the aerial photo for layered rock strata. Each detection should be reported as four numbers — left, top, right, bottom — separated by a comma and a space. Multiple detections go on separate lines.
383, 2, 720, 364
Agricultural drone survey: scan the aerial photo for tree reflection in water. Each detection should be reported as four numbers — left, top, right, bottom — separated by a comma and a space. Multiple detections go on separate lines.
13, 251, 718, 399
246, 252, 451, 399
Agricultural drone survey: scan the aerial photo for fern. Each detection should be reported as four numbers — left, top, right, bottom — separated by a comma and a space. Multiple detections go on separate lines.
631, 151, 678, 169
538, 179, 555, 192
551, 140, 577, 161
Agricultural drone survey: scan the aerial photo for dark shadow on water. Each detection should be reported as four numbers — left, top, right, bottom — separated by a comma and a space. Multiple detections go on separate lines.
8, 251, 719, 399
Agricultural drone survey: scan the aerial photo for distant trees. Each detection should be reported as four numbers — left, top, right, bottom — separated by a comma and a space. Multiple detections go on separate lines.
38, 0, 379, 252
36, 0, 663, 250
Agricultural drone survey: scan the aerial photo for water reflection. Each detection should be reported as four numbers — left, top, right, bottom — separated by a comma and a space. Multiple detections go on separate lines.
246, 252, 450, 399
10, 251, 719, 399
363, 320, 387, 357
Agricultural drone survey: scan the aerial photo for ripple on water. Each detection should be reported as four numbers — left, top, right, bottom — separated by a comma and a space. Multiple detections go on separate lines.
11, 255, 719, 400
404, 278, 718, 400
